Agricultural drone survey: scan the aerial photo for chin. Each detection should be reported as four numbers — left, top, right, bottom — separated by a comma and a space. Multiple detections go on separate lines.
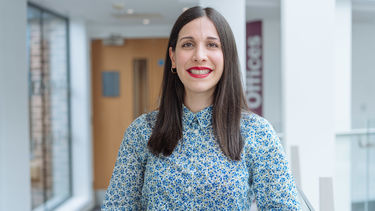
186, 86, 216, 95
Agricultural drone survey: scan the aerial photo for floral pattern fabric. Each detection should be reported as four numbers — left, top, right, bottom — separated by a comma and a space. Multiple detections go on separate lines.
102, 105, 301, 210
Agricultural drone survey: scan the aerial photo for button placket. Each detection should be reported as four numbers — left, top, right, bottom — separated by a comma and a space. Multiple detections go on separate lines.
188, 126, 198, 203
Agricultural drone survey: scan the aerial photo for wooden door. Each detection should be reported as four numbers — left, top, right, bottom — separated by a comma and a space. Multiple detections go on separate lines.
91, 38, 168, 190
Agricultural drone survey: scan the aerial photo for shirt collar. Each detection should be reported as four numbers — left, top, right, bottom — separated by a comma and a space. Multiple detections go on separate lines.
182, 104, 213, 128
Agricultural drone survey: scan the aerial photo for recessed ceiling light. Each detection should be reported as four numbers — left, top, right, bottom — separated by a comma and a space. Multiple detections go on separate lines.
127, 9, 134, 14
143, 19, 150, 25
112, 2, 125, 10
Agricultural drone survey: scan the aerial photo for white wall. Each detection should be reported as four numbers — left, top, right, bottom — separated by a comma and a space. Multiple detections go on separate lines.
56, 19, 95, 211
281, 1, 336, 208
0, 0, 31, 211
262, 20, 282, 132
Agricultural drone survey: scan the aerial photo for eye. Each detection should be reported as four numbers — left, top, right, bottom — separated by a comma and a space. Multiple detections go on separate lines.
208, 42, 219, 48
181, 42, 194, 48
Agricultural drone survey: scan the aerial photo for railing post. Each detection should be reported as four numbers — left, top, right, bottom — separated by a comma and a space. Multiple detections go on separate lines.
319, 177, 335, 211
291, 145, 302, 188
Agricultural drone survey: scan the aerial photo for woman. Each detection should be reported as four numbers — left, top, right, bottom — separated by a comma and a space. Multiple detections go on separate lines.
102, 6, 300, 210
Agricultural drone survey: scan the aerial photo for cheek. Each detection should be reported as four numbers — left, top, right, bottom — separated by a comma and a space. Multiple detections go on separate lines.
175, 51, 190, 67
212, 53, 224, 73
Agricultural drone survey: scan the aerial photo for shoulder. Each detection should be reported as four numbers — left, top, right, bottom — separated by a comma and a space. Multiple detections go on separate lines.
120, 110, 159, 155
123, 110, 158, 142
240, 111, 275, 135
128, 110, 159, 131
240, 111, 280, 149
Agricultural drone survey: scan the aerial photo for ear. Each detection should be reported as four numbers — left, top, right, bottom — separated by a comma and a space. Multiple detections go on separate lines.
169, 47, 176, 68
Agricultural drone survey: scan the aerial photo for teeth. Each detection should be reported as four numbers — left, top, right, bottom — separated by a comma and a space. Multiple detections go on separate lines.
190, 69, 210, 74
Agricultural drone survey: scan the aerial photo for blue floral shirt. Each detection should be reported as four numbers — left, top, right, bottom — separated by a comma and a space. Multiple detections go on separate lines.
102, 105, 301, 210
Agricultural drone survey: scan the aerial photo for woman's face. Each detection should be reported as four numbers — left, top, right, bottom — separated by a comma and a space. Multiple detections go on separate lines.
169, 16, 224, 98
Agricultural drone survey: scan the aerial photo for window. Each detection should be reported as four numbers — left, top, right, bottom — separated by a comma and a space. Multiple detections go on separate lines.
27, 3, 72, 210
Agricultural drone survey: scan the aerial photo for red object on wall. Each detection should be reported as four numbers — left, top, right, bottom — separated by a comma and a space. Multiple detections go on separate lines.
246, 21, 263, 116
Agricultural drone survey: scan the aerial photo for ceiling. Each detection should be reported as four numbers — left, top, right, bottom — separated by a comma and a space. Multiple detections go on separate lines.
27, 0, 283, 25
29, 0, 198, 26
28, 0, 375, 30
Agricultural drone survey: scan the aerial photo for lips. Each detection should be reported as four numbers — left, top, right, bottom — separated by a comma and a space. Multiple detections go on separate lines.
187, 66, 213, 78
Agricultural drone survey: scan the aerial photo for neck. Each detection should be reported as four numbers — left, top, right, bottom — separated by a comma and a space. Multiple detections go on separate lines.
184, 90, 213, 113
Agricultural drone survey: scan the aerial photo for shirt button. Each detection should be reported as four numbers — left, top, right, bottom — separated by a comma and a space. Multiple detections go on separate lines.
187, 186, 193, 192
194, 129, 199, 135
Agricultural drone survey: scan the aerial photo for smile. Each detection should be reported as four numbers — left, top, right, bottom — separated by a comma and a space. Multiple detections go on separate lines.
187, 66, 213, 78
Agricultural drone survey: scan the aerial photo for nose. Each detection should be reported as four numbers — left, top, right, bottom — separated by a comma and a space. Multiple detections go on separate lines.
192, 44, 207, 63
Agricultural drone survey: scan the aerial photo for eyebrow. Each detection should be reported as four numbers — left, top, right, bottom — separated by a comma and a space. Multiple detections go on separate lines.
179, 36, 219, 42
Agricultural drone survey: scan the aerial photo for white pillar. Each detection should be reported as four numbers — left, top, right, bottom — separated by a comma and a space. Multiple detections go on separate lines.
334, 0, 352, 133
281, 0, 336, 209
198, 0, 246, 85
0, 0, 31, 211
334, 0, 352, 210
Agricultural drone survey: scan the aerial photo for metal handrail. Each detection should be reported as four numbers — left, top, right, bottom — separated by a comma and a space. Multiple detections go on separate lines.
336, 128, 375, 148
336, 128, 375, 137
277, 128, 375, 211
278, 128, 375, 138
297, 186, 315, 211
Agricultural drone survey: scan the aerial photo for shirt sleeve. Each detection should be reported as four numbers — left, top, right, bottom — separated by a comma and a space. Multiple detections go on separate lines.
102, 114, 148, 211
251, 118, 301, 210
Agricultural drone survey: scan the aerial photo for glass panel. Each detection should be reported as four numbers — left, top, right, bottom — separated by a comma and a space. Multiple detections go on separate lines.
43, 10, 71, 209
366, 119, 375, 211
351, 133, 375, 211
27, 4, 71, 210
28, 6, 45, 209
336, 129, 375, 211
351, 135, 367, 210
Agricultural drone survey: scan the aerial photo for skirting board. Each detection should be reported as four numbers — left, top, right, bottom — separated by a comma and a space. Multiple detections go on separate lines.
95, 189, 106, 207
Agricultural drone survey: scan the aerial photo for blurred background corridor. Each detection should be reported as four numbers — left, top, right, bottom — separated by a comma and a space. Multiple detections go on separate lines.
1, 0, 375, 210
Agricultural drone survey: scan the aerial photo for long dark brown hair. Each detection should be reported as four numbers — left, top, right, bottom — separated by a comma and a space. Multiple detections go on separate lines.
147, 6, 248, 161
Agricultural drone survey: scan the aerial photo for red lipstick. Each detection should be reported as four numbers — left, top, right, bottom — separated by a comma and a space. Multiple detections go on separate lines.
187, 66, 213, 78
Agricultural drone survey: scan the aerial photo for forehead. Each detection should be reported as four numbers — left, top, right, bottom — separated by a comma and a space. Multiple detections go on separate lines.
178, 16, 219, 40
